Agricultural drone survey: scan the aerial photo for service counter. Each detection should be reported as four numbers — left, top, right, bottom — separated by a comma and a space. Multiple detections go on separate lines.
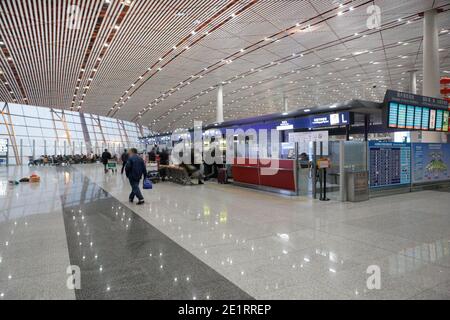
231, 158, 297, 195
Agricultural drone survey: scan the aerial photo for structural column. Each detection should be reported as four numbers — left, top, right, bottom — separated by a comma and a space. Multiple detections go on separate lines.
422, 9, 443, 143
283, 96, 288, 113
409, 70, 420, 143
409, 70, 417, 94
216, 85, 224, 123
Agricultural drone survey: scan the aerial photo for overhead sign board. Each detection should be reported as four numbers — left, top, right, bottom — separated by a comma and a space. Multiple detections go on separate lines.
276, 120, 294, 131
289, 130, 329, 155
304, 112, 352, 128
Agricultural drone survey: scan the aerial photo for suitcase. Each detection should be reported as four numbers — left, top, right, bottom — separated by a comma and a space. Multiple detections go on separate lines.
218, 168, 228, 184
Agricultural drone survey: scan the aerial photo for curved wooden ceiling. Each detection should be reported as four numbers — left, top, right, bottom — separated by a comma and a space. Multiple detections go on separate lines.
0, 0, 449, 134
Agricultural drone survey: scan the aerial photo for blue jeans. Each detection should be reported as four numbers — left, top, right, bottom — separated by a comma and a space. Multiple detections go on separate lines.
129, 179, 144, 201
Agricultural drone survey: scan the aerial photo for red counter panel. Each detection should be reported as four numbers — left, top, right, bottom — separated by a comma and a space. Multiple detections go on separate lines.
232, 158, 296, 192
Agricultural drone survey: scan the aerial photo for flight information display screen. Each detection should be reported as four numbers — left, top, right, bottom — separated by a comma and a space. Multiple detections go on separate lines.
443, 111, 449, 132
387, 103, 449, 132
388, 102, 398, 128
369, 142, 411, 188
422, 108, 430, 130
406, 105, 415, 129
436, 110, 443, 131
397, 104, 407, 129
414, 106, 422, 130
430, 109, 436, 130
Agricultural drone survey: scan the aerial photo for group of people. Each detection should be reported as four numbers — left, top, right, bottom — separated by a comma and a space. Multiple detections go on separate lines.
29, 154, 100, 166
100, 144, 222, 206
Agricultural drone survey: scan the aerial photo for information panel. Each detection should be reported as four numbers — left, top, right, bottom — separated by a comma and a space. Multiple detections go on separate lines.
384, 90, 449, 132
369, 142, 411, 188
412, 143, 450, 184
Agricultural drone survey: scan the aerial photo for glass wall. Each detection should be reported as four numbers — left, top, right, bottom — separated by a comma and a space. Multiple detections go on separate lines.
0, 102, 150, 165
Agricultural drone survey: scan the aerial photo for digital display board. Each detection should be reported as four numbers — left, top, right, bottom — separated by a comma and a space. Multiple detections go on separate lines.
430, 109, 436, 130
421, 107, 430, 130
406, 105, 415, 129
369, 142, 411, 188
443, 111, 449, 132
414, 106, 422, 130
384, 90, 449, 132
397, 104, 407, 129
388, 102, 398, 128
436, 110, 443, 131
387, 105, 449, 132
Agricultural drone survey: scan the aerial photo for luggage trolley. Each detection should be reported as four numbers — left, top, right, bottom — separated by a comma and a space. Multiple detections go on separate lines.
107, 160, 118, 173
146, 161, 160, 182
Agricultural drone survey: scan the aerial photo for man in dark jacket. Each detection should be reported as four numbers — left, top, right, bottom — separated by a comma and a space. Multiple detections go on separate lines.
159, 148, 169, 181
148, 148, 156, 162
125, 148, 147, 205
120, 149, 129, 174
101, 149, 112, 173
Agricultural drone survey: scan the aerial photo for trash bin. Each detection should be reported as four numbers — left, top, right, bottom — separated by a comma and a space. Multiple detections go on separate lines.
346, 171, 369, 202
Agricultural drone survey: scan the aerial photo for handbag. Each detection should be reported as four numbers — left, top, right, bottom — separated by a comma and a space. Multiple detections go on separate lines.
143, 178, 152, 189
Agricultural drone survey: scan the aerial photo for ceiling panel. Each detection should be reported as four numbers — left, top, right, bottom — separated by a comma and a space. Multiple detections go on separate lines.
0, 0, 448, 134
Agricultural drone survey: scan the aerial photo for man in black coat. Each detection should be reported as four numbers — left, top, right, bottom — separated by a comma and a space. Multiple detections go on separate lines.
120, 149, 129, 174
101, 149, 112, 173
125, 148, 147, 205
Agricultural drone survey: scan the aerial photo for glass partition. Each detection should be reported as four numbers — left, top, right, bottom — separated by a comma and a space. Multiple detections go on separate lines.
0, 102, 149, 165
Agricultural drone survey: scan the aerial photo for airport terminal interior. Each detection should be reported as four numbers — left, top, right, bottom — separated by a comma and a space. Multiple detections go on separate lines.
0, 0, 450, 300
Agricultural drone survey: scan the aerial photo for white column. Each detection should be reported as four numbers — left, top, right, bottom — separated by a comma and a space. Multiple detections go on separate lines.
423, 10, 440, 98
422, 9, 443, 143
409, 70, 417, 94
283, 96, 288, 113
216, 85, 224, 123
409, 70, 420, 143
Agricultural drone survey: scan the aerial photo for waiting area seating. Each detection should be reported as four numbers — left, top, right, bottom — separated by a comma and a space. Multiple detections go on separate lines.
160, 164, 204, 185
28, 154, 101, 166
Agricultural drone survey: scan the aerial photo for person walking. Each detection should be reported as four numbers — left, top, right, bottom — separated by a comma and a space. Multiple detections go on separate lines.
125, 148, 147, 205
120, 149, 129, 174
101, 149, 112, 173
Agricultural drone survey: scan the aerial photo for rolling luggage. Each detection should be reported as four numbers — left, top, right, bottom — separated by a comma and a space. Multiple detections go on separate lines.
143, 178, 153, 189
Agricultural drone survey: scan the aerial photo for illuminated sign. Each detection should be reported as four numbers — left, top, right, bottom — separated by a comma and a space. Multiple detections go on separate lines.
386, 101, 448, 132
276, 120, 294, 131
384, 90, 449, 132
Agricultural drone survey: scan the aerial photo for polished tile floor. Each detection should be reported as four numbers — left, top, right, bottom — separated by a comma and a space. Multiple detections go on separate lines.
1, 164, 449, 300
